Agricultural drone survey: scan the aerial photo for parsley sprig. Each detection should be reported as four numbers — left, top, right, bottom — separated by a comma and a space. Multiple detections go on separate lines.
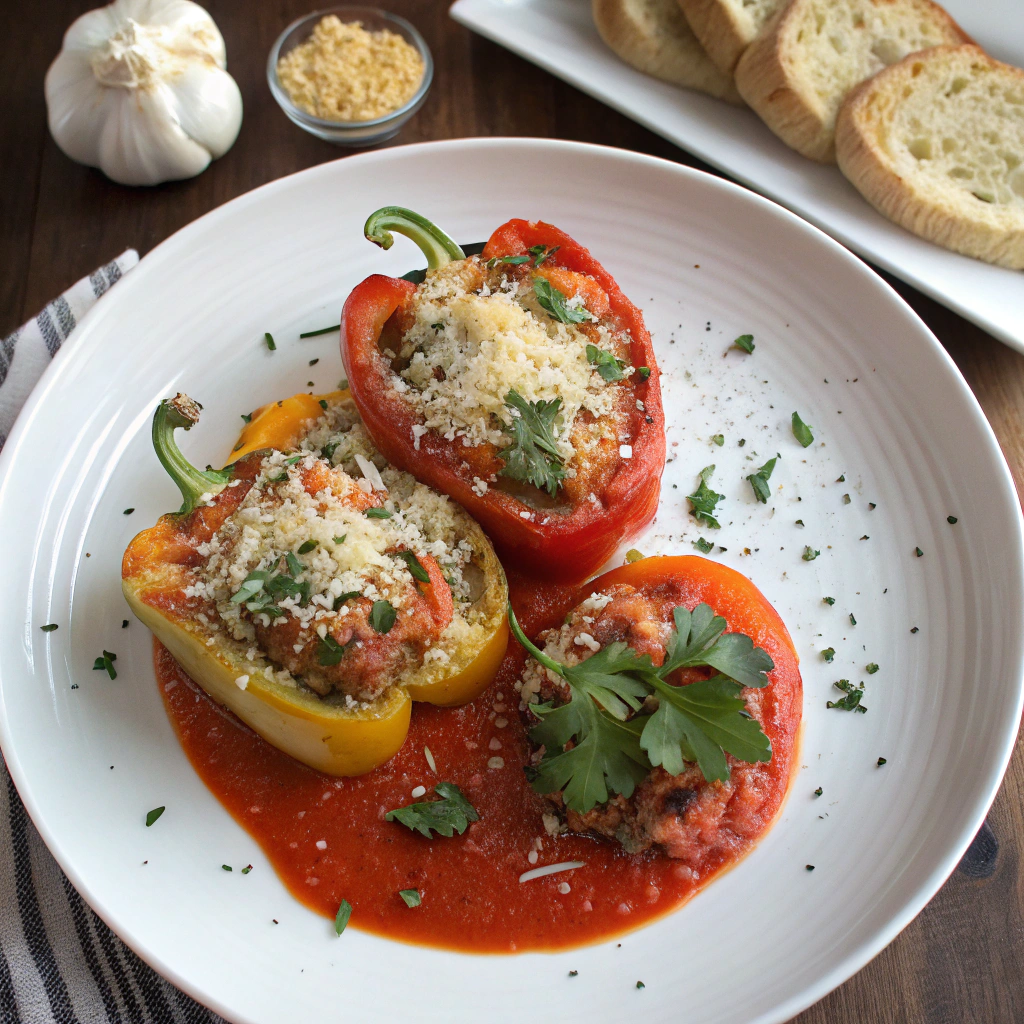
508, 602, 774, 814
497, 390, 566, 496
385, 782, 479, 837
585, 343, 626, 382
687, 465, 724, 529
533, 278, 589, 325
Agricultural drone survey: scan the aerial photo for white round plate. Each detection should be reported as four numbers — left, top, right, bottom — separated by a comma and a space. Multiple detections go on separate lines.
1, 139, 1021, 1024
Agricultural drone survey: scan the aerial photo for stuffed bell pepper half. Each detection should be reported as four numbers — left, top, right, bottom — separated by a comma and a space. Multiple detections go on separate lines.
340, 207, 667, 583
509, 555, 802, 863
122, 389, 509, 776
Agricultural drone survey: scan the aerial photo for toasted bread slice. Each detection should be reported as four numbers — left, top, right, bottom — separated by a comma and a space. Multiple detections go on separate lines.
676, 0, 782, 76
836, 45, 1024, 269
734, 0, 970, 162
592, 0, 743, 104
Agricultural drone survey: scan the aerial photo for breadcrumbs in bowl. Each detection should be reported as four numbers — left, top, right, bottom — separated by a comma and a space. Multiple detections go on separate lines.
268, 7, 433, 146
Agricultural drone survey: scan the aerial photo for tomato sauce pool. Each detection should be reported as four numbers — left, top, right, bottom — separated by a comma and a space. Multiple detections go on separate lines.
156, 571, 799, 952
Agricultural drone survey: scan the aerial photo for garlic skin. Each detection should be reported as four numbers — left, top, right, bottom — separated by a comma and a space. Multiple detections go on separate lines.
45, 0, 243, 187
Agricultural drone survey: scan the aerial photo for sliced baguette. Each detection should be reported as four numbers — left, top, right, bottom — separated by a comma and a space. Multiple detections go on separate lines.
592, 0, 742, 104
735, 0, 970, 162
676, 0, 783, 76
836, 45, 1024, 269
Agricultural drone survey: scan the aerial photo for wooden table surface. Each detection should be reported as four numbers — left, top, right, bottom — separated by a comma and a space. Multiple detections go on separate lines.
5, 2, 1023, 1020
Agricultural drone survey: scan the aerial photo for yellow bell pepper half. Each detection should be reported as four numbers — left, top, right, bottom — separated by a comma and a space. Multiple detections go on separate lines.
122, 392, 508, 776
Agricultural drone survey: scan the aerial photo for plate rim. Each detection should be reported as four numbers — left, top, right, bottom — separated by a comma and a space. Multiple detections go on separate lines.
2, 136, 1022, 1024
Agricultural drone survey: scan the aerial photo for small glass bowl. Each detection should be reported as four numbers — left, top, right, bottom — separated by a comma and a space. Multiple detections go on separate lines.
267, 6, 433, 147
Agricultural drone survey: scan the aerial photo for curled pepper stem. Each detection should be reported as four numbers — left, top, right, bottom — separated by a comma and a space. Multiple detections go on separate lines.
152, 393, 232, 515
364, 206, 466, 270
507, 602, 567, 680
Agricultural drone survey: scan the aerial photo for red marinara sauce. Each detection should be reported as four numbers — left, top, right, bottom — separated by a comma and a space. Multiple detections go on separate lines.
156, 558, 801, 952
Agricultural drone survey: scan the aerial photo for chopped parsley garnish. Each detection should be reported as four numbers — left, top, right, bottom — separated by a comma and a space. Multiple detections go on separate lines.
40, 623, 58, 632
792, 412, 814, 448
145, 806, 165, 827
866, 662, 879, 674
915, 547, 924, 557
319, 399, 328, 410
299, 324, 340, 338
687, 465, 724, 529
369, 600, 397, 634
842, 493, 851, 504
93, 650, 117, 679
317, 634, 348, 666
692, 537, 714, 554
297, 539, 318, 554
533, 277, 589, 325
241, 865, 253, 874
529, 243, 560, 266
501, 254, 531, 265
805, 865, 815, 872
230, 558, 311, 617
822, 648, 835, 663
849, 613, 857, 626
795, 519, 805, 527
385, 782, 479, 838
399, 889, 422, 908
334, 899, 352, 936
877, 757, 887, 766
746, 455, 777, 504
365, 507, 392, 519
222, 864, 232, 872
733, 334, 755, 354
122, 619, 129, 628
333, 535, 346, 545
241, 412, 252, 424
396, 550, 430, 583
510, 602, 773, 814
823, 597, 835, 606
497, 389, 566, 496
802, 546, 820, 561
585, 343, 626, 382
309, 358, 319, 366
430, 321, 445, 332
711, 434, 724, 447
947, 515, 958, 524
321, 441, 339, 460
333, 591, 360, 611
637, 366, 651, 381
264, 332, 276, 351
636, 981, 646, 990
123, 507, 134, 515
814, 787, 823, 797
827, 680, 866, 713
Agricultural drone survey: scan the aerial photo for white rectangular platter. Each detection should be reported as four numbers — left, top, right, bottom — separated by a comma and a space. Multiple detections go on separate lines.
450, 0, 1024, 353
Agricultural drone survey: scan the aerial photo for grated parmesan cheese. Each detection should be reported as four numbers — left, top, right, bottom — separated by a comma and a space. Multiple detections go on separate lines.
276, 16, 424, 123
395, 260, 624, 466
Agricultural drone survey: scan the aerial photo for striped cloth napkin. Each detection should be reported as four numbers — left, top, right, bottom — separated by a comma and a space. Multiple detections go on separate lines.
0, 253, 224, 1024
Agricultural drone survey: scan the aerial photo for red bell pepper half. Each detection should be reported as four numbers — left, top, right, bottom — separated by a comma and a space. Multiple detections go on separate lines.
340, 207, 666, 583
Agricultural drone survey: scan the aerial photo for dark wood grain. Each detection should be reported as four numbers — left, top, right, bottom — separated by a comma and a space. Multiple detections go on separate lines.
7, 3, 1024, 1021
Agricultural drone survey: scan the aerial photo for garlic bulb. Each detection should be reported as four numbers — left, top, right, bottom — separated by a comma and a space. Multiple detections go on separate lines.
45, 0, 243, 187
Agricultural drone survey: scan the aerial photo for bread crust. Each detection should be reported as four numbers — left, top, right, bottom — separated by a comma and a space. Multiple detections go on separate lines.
836, 45, 1024, 269
675, 0, 758, 75
592, 0, 743, 103
735, 0, 970, 163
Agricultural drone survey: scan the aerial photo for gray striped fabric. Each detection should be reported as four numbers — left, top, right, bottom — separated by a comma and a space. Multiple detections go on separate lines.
0, 255, 225, 1024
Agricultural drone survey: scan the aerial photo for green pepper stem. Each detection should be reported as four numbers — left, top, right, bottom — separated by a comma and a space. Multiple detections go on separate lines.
364, 207, 466, 270
506, 602, 567, 679
152, 394, 232, 515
